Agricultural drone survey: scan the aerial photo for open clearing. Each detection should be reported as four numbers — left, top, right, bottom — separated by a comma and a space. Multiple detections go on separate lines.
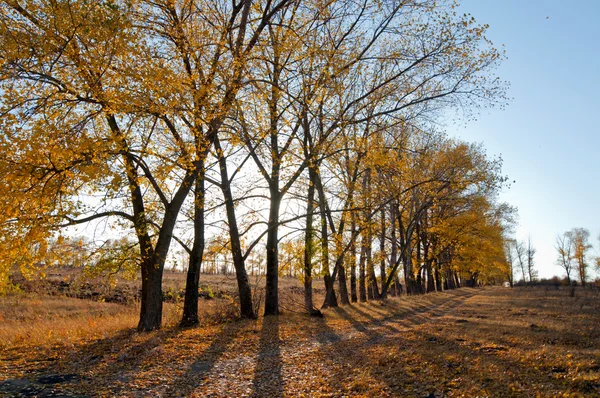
1, 286, 599, 397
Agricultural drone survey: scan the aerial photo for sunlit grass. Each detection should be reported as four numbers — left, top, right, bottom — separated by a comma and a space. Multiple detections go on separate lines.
0, 294, 139, 350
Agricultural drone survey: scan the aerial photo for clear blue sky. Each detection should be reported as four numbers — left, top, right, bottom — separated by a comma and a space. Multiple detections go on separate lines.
450, 0, 600, 279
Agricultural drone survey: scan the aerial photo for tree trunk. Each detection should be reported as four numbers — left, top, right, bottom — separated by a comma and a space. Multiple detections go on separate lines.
445, 268, 454, 289
180, 168, 205, 327
404, 239, 417, 295
138, 195, 192, 330
389, 204, 398, 297
350, 214, 358, 302
337, 257, 350, 305
264, 186, 282, 316
336, 214, 350, 305
426, 262, 435, 293
214, 135, 255, 319
367, 243, 379, 299
364, 168, 379, 300
379, 208, 387, 299
434, 263, 443, 292
358, 234, 367, 302
454, 271, 461, 288
424, 238, 434, 293
394, 275, 403, 296
415, 228, 424, 294
303, 168, 320, 315
138, 256, 164, 331
318, 175, 338, 308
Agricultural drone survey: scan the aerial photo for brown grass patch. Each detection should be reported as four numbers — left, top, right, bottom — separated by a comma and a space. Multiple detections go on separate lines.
0, 294, 139, 350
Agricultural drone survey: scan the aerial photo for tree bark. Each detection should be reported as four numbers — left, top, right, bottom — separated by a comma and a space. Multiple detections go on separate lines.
138, 256, 164, 331
180, 166, 205, 327
350, 214, 358, 302
214, 135, 255, 319
379, 208, 387, 299
108, 114, 195, 331
303, 168, 321, 315
264, 186, 282, 316
367, 241, 379, 300
318, 173, 338, 308
389, 203, 399, 297
434, 262, 443, 292
358, 234, 367, 302
337, 257, 350, 305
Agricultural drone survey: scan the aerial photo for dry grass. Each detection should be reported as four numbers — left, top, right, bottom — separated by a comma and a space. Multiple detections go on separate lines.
0, 292, 244, 351
0, 294, 139, 350
0, 271, 309, 352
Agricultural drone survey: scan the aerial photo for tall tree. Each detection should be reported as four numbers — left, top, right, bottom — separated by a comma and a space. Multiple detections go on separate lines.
555, 232, 574, 285
526, 236, 537, 285
570, 228, 591, 287
515, 241, 527, 283
504, 239, 517, 287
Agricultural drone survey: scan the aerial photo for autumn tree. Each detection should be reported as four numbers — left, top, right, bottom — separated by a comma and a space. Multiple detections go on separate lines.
555, 231, 574, 285
570, 228, 592, 287
0, 0, 200, 331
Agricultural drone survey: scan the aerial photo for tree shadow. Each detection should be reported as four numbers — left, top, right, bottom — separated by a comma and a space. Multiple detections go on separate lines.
348, 304, 401, 334
412, 328, 570, 396
251, 315, 283, 398
1, 316, 259, 397
0, 327, 181, 397
160, 319, 250, 396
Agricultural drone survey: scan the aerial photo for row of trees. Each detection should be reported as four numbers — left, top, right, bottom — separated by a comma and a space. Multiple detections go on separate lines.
503, 228, 600, 288
0, 0, 510, 330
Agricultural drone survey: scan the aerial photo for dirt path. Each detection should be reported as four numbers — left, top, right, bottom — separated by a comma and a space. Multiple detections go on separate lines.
1, 287, 599, 397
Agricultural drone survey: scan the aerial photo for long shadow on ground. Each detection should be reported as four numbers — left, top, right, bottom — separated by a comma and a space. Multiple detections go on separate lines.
251, 315, 283, 398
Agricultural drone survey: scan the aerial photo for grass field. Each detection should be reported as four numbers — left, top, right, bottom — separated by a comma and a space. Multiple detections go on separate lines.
1, 284, 599, 397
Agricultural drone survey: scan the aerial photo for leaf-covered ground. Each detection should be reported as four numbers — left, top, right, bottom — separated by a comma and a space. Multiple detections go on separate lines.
1, 287, 599, 397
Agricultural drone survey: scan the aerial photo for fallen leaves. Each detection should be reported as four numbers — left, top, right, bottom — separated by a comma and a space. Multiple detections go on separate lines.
1, 287, 599, 397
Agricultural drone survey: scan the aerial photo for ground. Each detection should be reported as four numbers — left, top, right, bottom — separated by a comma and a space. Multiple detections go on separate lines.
1, 284, 599, 397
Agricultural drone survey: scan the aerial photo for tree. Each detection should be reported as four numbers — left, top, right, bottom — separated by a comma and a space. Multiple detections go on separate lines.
515, 241, 527, 283
504, 239, 517, 287
555, 232, 574, 284
526, 236, 537, 284
570, 228, 592, 287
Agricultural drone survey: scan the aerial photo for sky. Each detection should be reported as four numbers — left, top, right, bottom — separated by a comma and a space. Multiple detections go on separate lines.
450, 0, 600, 279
